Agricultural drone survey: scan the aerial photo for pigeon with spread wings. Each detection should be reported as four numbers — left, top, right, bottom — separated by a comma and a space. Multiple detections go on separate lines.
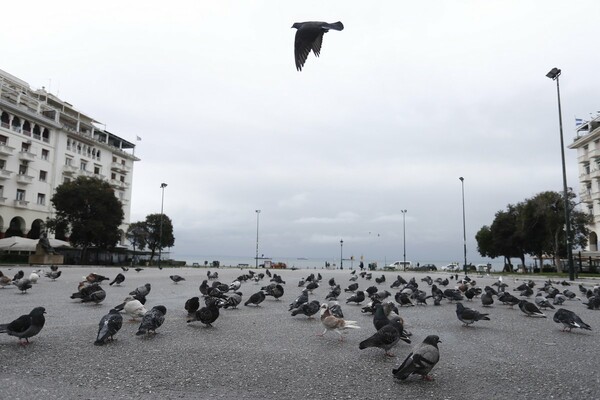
292, 21, 344, 71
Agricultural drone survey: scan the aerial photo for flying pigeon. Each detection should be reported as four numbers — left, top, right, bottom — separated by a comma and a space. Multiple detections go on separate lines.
518, 300, 546, 318
0, 306, 46, 345
292, 21, 344, 71
553, 308, 592, 332
455, 303, 490, 326
109, 273, 125, 286
136, 305, 167, 336
187, 302, 220, 327
94, 309, 123, 346
244, 291, 266, 307
317, 304, 360, 341
170, 275, 185, 284
392, 335, 441, 381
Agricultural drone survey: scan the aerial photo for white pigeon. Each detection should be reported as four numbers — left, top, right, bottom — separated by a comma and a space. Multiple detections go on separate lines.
123, 297, 147, 320
317, 304, 360, 341
28, 272, 39, 284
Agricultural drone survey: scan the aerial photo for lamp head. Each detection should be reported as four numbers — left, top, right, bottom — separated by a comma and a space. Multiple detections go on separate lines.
546, 67, 561, 80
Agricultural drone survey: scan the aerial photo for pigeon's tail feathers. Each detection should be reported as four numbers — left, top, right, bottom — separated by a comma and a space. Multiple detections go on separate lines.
135, 328, 147, 336
480, 315, 491, 321
344, 320, 360, 329
94, 339, 106, 346
291, 308, 300, 316
393, 354, 416, 380
0, 324, 7, 333
327, 21, 344, 31
359, 336, 377, 350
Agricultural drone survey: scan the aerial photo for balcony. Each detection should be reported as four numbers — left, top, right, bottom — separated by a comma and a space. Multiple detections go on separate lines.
111, 162, 130, 173
0, 169, 13, 179
13, 199, 29, 208
18, 150, 36, 161
110, 179, 125, 189
0, 143, 15, 155
580, 172, 591, 183
16, 174, 34, 184
63, 165, 78, 175
581, 191, 592, 203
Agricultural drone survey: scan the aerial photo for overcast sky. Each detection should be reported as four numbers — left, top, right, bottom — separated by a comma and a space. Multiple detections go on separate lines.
4, 1, 600, 264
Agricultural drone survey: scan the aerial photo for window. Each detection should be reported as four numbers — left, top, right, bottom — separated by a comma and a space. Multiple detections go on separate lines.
80, 161, 87, 171
0, 185, 4, 198
16, 189, 26, 201
37, 193, 46, 205
111, 172, 116, 180
39, 170, 47, 182
65, 157, 72, 166
94, 165, 101, 175
0, 134, 7, 145
18, 163, 28, 175
113, 156, 117, 163
21, 142, 30, 152
63, 177, 71, 183
41, 149, 49, 160
120, 175, 125, 183
0, 159, 5, 170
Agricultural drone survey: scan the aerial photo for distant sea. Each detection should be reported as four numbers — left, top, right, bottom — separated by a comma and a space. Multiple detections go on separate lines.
172, 254, 508, 272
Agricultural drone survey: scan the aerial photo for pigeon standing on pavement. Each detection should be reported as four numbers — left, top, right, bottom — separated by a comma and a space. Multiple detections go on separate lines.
45, 270, 62, 281
317, 304, 360, 341
0, 306, 46, 345
518, 300, 546, 318
553, 308, 592, 332
94, 309, 123, 345
291, 300, 321, 318
109, 273, 125, 286
244, 291, 266, 307
185, 297, 201, 315
14, 278, 32, 294
392, 335, 441, 381
455, 303, 490, 327
170, 275, 185, 284
187, 302, 220, 327
136, 305, 167, 336
292, 21, 344, 71
130, 283, 151, 297
122, 297, 148, 321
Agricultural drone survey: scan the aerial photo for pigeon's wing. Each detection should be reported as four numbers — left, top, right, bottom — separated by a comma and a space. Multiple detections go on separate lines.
7, 315, 32, 334
311, 33, 324, 57
413, 344, 439, 368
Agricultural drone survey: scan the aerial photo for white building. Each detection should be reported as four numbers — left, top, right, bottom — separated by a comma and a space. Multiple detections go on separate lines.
0, 68, 138, 242
569, 116, 600, 252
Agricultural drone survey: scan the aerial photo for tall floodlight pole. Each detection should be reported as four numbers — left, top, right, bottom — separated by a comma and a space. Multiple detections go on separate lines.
158, 183, 167, 270
255, 210, 261, 268
459, 177, 467, 275
340, 239, 344, 270
401, 210, 407, 271
546, 67, 575, 281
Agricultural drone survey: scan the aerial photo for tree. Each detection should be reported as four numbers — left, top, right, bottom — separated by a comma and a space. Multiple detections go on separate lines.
144, 213, 175, 262
126, 222, 149, 265
47, 176, 124, 263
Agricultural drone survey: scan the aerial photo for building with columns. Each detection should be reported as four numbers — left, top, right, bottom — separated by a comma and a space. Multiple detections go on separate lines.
0, 68, 138, 242
569, 116, 600, 253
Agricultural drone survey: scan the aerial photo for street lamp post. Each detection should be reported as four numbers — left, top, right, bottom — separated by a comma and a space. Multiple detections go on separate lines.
401, 210, 407, 271
340, 239, 344, 270
255, 210, 261, 269
459, 177, 467, 275
546, 67, 575, 281
158, 183, 167, 270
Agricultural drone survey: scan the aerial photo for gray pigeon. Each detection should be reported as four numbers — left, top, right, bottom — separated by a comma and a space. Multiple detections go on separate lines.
94, 309, 123, 345
392, 335, 441, 381
359, 321, 405, 357
455, 303, 490, 326
0, 306, 46, 345
291, 300, 321, 318
553, 308, 592, 332
292, 21, 344, 71
170, 275, 185, 284
244, 291, 266, 307
518, 300, 546, 318
136, 305, 166, 336
130, 283, 151, 297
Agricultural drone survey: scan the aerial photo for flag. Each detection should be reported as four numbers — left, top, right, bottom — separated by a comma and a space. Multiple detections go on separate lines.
136, 136, 142, 141
575, 118, 583, 126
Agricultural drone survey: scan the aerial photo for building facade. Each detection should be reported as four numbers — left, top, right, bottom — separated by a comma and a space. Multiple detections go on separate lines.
0, 68, 138, 242
569, 116, 600, 252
